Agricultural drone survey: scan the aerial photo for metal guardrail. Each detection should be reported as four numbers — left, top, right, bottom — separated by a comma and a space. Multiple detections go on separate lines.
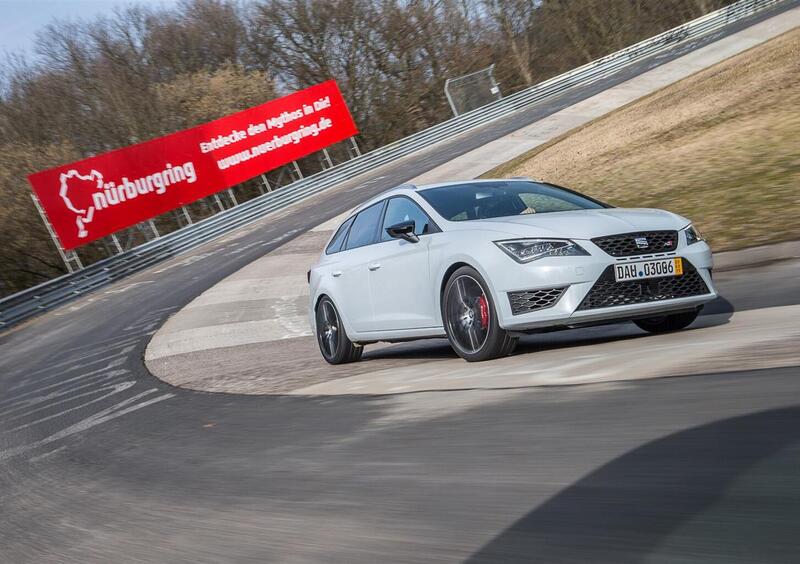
0, 0, 790, 329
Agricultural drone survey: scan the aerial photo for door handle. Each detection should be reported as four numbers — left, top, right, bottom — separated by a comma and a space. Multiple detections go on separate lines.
332, 271, 342, 277
368, 263, 381, 271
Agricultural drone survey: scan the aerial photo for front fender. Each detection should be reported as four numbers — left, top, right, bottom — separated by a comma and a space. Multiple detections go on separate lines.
430, 232, 510, 326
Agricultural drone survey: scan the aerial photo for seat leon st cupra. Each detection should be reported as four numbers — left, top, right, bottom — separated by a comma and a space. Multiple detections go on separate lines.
308, 179, 717, 363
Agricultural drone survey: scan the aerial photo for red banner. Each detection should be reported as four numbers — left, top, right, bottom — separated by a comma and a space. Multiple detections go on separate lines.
28, 80, 358, 250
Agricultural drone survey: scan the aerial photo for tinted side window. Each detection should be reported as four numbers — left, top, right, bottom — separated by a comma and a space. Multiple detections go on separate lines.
381, 197, 435, 241
345, 202, 385, 250
325, 217, 354, 254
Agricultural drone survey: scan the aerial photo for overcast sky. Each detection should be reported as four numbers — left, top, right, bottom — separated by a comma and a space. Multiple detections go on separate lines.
0, 0, 179, 57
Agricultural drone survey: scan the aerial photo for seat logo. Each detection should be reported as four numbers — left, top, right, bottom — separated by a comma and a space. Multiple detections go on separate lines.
634, 236, 649, 249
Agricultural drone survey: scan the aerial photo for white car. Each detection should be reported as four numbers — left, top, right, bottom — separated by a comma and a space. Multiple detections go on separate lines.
309, 179, 717, 363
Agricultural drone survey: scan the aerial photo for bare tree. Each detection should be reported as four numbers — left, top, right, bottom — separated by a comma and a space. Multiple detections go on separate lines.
483, 0, 537, 86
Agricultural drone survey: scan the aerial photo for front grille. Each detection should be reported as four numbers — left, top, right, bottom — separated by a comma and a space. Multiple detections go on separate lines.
508, 287, 566, 315
577, 259, 709, 311
592, 231, 678, 257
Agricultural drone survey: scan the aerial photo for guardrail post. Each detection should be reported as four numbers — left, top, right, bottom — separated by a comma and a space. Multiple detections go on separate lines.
227, 189, 238, 207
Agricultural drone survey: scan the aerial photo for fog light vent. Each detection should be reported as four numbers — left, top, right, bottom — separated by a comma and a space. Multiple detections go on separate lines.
508, 287, 566, 315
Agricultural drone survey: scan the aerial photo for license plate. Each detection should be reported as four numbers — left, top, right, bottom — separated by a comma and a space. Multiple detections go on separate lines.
614, 258, 683, 282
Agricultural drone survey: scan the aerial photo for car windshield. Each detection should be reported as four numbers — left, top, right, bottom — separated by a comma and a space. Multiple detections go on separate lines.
418, 181, 607, 221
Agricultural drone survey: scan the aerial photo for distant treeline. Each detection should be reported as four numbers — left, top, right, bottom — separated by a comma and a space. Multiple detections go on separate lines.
0, 0, 732, 296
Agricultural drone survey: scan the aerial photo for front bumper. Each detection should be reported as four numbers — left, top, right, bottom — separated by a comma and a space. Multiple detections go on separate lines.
491, 239, 717, 331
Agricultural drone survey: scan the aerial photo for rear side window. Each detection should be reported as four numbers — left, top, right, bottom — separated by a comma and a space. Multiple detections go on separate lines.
325, 217, 354, 254
345, 201, 385, 250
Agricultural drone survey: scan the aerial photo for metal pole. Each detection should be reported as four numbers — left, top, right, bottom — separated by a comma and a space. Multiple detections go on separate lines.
444, 77, 459, 117
227, 189, 238, 207
110, 233, 124, 254
148, 220, 160, 239
29, 193, 82, 273
181, 206, 193, 225
65, 250, 83, 271
488, 63, 502, 100
291, 161, 303, 180
275, 168, 286, 189
101, 239, 116, 258
260, 174, 272, 193
349, 137, 361, 157
322, 148, 334, 169
213, 194, 226, 212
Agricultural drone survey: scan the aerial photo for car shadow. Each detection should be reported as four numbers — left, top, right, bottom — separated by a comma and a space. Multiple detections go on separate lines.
365, 295, 736, 361
363, 338, 457, 361
698, 294, 735, 317
466, 404, 800, 563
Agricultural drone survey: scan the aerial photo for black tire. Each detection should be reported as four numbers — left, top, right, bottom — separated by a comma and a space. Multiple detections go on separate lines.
634, 309, 700, 334
315, 296, 363, 365
442, 266, 518, 362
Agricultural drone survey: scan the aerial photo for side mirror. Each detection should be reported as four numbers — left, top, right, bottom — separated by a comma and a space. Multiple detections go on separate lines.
385, 220, 419, 243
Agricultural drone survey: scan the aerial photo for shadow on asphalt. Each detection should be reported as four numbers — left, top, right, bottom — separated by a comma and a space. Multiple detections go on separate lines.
466, 405, 800, 563
699, 295, 735, 317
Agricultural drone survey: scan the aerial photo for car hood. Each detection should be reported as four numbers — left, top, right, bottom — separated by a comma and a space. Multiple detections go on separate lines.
448, 208, 690, 240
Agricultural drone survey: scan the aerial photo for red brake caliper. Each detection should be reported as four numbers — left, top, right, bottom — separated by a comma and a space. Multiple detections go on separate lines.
477, 295, 489, 329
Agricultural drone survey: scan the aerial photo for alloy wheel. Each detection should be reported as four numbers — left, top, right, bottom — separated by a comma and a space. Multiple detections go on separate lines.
445, 275, 490, 354
317, 300, 339, 358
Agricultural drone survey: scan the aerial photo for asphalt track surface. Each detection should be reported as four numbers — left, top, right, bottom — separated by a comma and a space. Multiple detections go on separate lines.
2, 5, 800, 561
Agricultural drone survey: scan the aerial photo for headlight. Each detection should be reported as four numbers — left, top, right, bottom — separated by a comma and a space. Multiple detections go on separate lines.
494, 238, 589, 263
684, 225, 704, 246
